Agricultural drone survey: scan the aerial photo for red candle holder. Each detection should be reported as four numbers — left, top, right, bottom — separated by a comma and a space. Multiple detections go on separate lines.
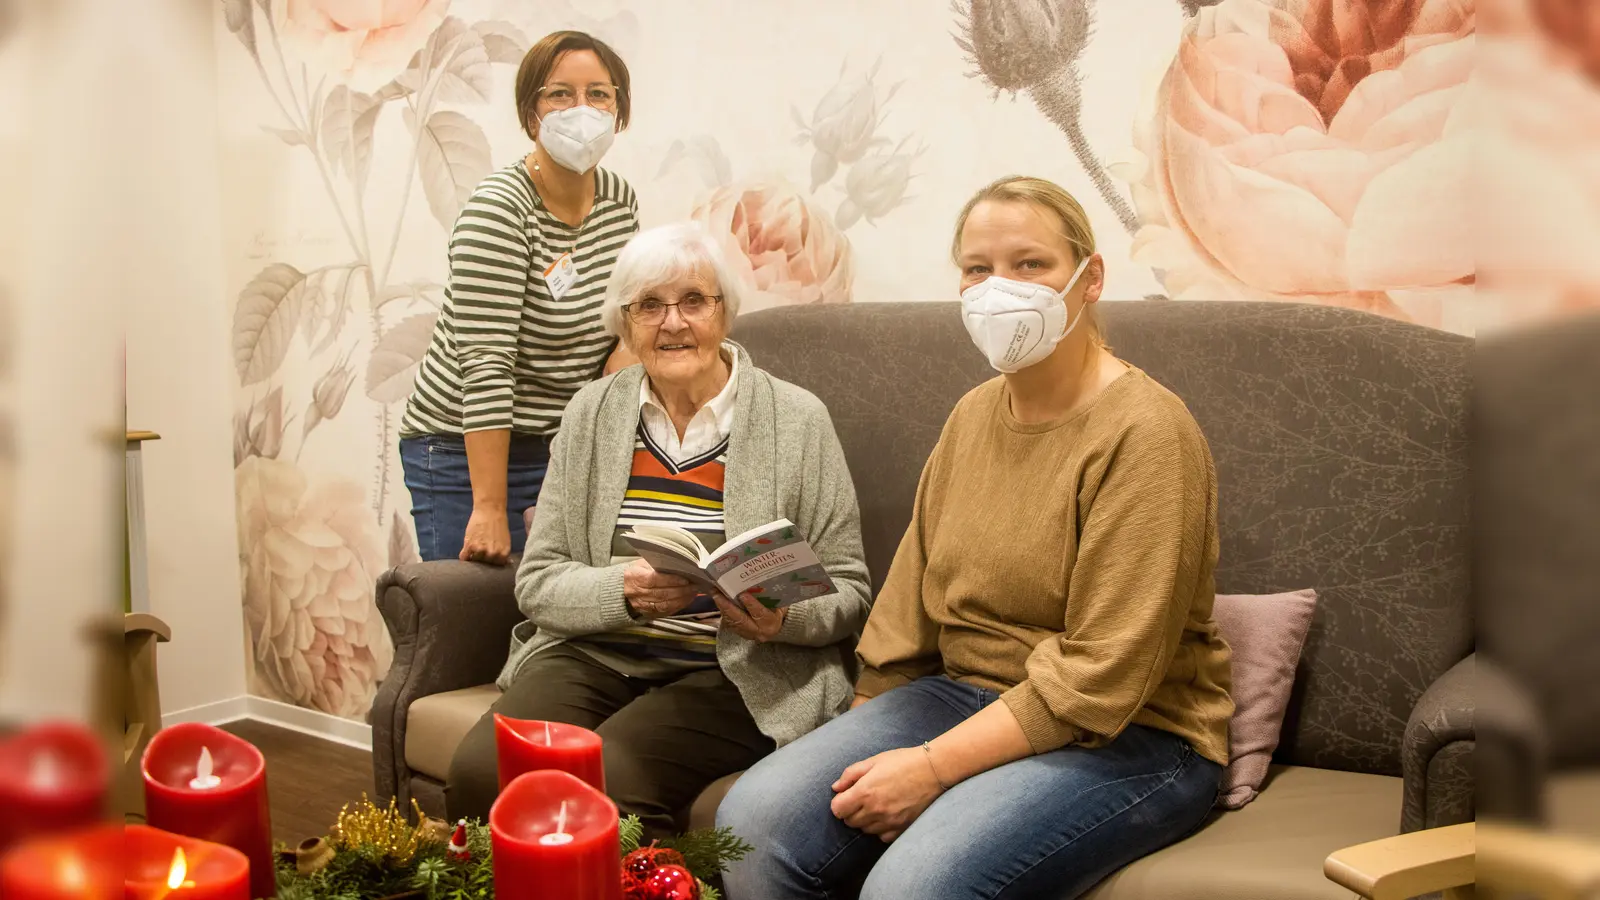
142, 723, 274, 898
0, 722, 109, 856
490, 769, 621, 900
0, 822, 120, 900
124, 824, 250, 900
494, 715, 606, 793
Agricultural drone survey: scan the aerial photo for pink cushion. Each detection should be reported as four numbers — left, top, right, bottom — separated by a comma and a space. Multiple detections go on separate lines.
1211, 588, 1319, 809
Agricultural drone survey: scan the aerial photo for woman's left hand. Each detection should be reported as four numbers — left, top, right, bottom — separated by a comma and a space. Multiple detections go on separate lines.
829, 748, 945, 842
714, 591, 785, 643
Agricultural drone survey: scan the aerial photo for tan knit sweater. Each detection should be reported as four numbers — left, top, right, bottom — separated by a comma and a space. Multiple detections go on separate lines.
856, 368, 1233, 764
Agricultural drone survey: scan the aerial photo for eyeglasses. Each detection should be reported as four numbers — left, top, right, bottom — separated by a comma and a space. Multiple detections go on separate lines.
623, 293, 723, 326
538, 82, 620, 112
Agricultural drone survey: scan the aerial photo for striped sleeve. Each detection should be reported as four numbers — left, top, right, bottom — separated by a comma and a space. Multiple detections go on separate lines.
450, 178, 532, 433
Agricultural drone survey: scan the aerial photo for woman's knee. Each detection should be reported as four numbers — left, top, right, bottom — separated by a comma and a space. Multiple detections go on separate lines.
444, 716, 499, 821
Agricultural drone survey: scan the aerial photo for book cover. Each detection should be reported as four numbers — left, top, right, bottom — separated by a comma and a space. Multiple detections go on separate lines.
705, 522, 836, 609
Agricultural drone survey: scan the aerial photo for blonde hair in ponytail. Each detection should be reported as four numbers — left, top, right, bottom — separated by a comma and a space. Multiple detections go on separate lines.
952, 176, 1109, 350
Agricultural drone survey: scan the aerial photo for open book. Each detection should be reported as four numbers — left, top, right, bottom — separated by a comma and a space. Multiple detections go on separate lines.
621, 519, 837, 610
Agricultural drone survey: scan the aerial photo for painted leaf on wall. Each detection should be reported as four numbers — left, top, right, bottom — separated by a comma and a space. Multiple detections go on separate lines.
293, 264, 365, 356
234, 385, 286, 465
222, 0, 256, 58
474, 20, 530, 65
388, 510, 421, 568
262, 125, 304, 147
406, 108, 491, 231
398, 17, 492, 105
233, 263, 306, 386
321, 86, 380, 193
365, 312, 439, 403
375, 279, 445, 313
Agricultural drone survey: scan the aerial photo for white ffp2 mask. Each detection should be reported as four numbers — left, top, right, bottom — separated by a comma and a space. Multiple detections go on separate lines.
960, 257, 1093, 373
538, 106, 616, 173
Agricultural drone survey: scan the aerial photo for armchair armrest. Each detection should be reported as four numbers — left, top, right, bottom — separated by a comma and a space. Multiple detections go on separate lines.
1477, 821, 1600, 900
1324, 822, 1475, 900
369, 560, 521, 804
1402, 653, 1476, 832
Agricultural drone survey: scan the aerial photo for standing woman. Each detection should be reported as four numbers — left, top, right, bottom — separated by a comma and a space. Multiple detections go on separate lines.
400, 31, 641, 564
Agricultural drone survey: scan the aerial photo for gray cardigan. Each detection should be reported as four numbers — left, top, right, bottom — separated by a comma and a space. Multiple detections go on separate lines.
496, 344, 873, 747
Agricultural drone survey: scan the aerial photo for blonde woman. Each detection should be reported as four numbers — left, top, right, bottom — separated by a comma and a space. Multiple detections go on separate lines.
719, 176, 1233, 899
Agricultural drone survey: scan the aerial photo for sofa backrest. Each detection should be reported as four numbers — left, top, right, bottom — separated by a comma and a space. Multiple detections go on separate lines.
730, 300, 1473, 777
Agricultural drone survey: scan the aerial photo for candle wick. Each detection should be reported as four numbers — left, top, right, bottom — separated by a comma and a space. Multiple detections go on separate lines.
545, 721, 552, 745
557, 800, 568, 835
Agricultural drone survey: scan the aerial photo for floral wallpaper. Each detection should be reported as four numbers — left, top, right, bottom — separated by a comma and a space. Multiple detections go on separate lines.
215, 0, 1595, 721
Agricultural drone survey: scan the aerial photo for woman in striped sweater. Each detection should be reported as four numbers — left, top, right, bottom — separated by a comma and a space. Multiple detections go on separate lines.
399, 31, 641, 564
444, 222, 873, 838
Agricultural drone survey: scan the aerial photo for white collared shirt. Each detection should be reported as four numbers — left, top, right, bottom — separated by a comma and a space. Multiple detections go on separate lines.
638, 344, 739, 466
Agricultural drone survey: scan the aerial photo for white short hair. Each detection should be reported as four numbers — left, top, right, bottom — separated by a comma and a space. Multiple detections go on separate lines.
601, 222, 744, 336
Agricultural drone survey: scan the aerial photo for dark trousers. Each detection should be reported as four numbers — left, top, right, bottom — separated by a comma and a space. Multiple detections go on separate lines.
398, 432, 550, 562
446, 644, 774, 840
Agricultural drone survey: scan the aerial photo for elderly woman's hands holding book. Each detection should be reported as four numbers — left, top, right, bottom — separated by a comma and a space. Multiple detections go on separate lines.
622, 559, 697, 618
714, 590, 785, 643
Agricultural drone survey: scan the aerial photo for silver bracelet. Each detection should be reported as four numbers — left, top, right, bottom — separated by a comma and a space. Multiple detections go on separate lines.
921, 741, 952, 791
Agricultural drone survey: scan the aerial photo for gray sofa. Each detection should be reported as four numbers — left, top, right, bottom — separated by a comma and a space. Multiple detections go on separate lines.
372, 300, 1475, 899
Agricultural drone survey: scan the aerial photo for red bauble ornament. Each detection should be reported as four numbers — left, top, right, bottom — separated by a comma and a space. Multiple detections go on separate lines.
640, 864, 700, 900
621, 843, 691, 897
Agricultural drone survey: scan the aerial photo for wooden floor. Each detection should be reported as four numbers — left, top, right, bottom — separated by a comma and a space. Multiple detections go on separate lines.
220, 719, 376, 847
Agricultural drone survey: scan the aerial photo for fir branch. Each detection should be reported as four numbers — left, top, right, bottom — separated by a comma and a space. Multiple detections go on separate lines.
660, 826, 753, 877
700, 881, 722, 900
618, 814, 644, 854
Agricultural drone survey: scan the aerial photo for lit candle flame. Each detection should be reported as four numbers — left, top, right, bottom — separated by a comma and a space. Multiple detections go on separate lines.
27, 750, 62, 792
166, 848, 188, 889
189, 746, 222, 789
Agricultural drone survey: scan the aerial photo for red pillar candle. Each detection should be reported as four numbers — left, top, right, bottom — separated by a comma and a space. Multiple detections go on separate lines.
0, 722, 109, 856
490, 770, 621, 900
0, 823, 121, 900
123, 825, 250, 900
495, 715, 606, 792
141, 723, 274, 899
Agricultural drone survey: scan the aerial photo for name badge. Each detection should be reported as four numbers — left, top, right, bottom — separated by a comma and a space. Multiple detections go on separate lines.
543, 252, 579, 301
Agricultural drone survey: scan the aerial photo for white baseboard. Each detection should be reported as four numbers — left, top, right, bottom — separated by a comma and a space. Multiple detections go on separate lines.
160, 695, 251, 728
161, 695, 372, 751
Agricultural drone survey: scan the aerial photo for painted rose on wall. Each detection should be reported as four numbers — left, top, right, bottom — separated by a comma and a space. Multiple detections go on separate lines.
1475, 0, 1600, 327
273, 0, 450, 90
691, 181, 855, 313
236, 456, 394, 720
1124, 0, 1475, 323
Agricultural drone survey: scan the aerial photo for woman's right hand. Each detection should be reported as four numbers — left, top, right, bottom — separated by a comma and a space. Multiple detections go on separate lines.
622, 560, 698, 618
460, 506, 513, 565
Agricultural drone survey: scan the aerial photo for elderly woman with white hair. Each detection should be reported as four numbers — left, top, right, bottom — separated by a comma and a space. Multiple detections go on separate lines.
445, 222, 873, 836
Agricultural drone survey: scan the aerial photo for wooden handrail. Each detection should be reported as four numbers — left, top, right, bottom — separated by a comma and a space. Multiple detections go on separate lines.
126, 430, 161, 443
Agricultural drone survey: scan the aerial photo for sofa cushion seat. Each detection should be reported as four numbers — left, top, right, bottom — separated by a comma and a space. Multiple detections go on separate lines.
405, 683, 501, 781
1083, 765, 1401, 900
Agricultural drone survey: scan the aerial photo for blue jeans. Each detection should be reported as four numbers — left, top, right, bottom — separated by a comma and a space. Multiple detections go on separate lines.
398, 433, 550, 562
718, 677, 1222, 900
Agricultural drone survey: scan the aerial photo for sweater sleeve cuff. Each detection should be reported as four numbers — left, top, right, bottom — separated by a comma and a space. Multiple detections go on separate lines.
775, 598, 815, 645
596, 566, 632, 632
1000, 682, 1080, 754
854, 667, 915, 700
